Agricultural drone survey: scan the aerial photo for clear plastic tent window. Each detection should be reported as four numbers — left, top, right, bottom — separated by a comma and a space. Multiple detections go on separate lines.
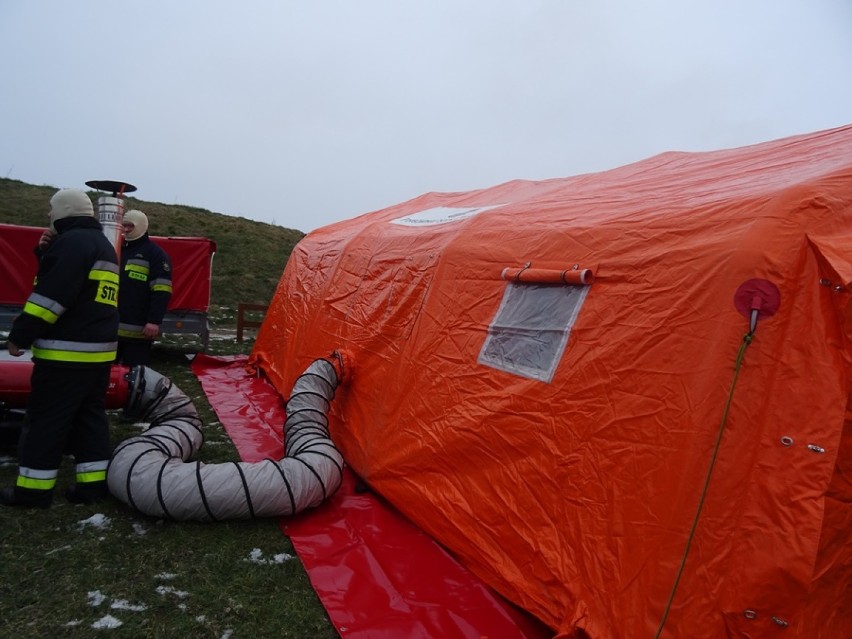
479, 283, 590, 383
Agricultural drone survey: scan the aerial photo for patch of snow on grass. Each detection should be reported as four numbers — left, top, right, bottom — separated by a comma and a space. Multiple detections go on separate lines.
156, 585, 189, 599
245, 548, 293, 565
78, 513, 111, 530
111, 599, 147, 612
91, 615, 123, 629
87, 590, 107, 607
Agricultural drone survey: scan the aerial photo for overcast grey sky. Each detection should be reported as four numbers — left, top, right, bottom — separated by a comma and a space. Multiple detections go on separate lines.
2, 1, 851, 232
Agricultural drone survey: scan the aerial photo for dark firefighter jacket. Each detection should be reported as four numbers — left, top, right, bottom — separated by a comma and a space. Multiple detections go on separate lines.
8, 216, 119, 365
118, 232, 173, 339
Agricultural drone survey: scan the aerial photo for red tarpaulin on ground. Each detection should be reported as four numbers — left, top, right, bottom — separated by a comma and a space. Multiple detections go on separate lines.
0, 223, 215, 312
191, 353, 553, 639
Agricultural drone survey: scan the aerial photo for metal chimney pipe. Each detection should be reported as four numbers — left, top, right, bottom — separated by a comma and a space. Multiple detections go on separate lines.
84, 180, 138, 260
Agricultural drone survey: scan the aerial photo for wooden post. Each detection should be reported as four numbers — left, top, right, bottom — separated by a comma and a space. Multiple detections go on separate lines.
236, 303, 267, 343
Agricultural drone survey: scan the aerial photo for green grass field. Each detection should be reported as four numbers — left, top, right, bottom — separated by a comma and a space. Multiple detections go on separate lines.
0, 337, 338, 639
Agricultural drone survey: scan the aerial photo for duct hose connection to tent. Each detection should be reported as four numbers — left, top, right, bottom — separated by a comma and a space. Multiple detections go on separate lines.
107, 354, 345, 521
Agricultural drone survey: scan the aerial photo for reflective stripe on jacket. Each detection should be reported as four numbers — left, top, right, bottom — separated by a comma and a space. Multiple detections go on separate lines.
31, 339, 118, 363
8, 217, 120, 365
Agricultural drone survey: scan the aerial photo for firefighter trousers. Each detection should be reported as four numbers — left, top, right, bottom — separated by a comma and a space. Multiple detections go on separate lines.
17, 362, 112, 474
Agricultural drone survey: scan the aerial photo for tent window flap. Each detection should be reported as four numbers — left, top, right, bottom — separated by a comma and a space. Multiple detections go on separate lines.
478, 282, 590, 383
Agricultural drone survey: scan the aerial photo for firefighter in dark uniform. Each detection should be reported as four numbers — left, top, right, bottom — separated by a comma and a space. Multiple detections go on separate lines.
1, 188, 119, 508
117, 209, 172, 366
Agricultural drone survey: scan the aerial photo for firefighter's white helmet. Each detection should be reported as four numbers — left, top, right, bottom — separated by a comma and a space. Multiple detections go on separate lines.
49, 188, 94, 230
123, 209, 149, 241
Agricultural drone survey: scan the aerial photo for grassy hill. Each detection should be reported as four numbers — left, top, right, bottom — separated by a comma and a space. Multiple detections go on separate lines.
0, 178, 304, 313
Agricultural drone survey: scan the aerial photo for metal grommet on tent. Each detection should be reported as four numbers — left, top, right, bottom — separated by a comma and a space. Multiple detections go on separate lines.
772, 616, 789, 628
743, 609, 757, 620
780, 436, 794, 447
807, 444, 825, 454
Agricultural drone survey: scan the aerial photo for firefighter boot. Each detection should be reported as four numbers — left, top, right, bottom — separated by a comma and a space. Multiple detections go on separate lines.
65, 481, 109, 504
0, 486, 53, 509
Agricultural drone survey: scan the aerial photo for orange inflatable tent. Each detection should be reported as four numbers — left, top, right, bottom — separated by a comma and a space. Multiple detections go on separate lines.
250, 125, 851, 638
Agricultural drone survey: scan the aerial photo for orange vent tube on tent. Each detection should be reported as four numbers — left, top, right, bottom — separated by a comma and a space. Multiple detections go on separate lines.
501, 266, 595, 286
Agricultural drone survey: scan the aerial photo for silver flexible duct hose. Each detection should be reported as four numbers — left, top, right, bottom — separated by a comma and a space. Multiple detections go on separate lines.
107, 355, 345, 521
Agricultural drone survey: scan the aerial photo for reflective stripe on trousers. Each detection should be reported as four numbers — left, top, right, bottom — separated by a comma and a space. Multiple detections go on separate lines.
16, 466, 59, 491
76, 460, 109, 484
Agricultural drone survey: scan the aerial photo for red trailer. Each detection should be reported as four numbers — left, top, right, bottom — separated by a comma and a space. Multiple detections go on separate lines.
0, 222, 216, 349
